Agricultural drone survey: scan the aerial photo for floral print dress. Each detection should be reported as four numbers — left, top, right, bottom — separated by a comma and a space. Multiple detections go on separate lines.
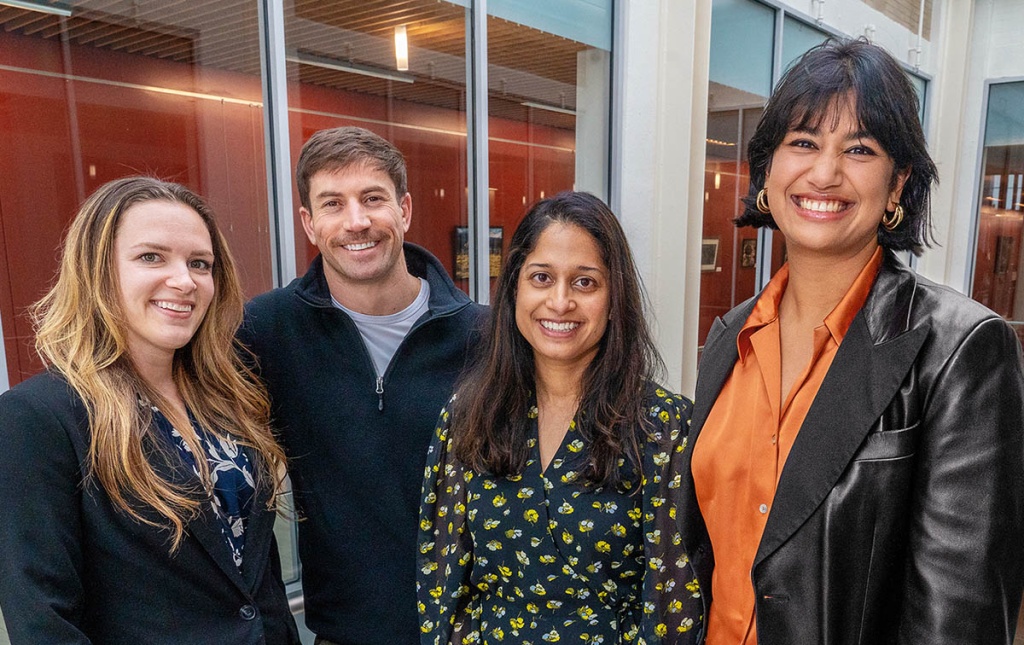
417, 384, 703, 645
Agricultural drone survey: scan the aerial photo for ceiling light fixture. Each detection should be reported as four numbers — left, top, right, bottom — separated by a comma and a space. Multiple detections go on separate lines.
521, 101, 576, 116
394, 25, 409, 72
0, 0, 72, 16
287, 51, 414, 84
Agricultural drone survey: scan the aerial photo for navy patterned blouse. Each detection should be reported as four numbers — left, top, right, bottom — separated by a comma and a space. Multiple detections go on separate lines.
151, 407, 255, 568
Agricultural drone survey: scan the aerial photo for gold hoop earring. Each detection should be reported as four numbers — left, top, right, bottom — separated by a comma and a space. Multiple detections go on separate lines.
882, 204, 904, 231
756, 188, 771, 214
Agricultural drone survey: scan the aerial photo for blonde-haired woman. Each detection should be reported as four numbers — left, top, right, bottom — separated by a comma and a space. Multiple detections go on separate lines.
0, 177, 299, 644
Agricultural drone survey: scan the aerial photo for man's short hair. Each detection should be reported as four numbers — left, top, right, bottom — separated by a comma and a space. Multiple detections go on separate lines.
295, 126, 408, 211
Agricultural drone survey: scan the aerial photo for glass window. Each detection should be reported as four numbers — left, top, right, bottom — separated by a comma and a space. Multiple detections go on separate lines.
781, 15, 828, 74
485, 0, 612, 297
0, 0, 272, 387
971, 80, 1024, 350
701, 0, 774, 349
282, 0, 469, 288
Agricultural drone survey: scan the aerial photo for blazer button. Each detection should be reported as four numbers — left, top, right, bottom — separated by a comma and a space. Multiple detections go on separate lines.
239, 604, 257, 621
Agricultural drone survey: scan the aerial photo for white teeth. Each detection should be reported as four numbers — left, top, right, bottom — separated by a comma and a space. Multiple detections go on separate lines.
155, 301, 192, 312
798, 198, 846, 213
540, 320, 579, 332
344, 241, 377, 251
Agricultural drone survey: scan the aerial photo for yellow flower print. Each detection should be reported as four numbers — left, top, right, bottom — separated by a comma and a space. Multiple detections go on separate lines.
595, 541, 611, 553
558, 502, 574, 514
526, 602, 539, 613
678, 618, 694, 632
483, 519, 501, 530
429, 586, 443, 598
498, 565, 512, 578
646, 529, 662, 545
578, 519, 595, 532
668, 599, 683, 613
546, 600, 563, 609
685, 578, 701, 595
530, 583, 547, 595
421, 561, 438, 574
539, 554, 556, 564
528, 406, 539, 418
567, 439, 584, 453
610, 523, 627, 537
518, 487, 535, 499
505, 528, 522, 539
561, 530, 575, 545
531, 537, 544, 547
659, 410, 670, 423
656, 388, 667, 397
516, 551, 530, 565
655, 623, 668, 637
419, 518, 432, 531
420, 620, 433, 632
486, 540, 502, 551
491, 627, 505, 640
627, 508, 642, 521
492, 493, 507, 507
524, 509, 539, 523
653, 452, 670, 466
510, 616, 525, 629
507, 473, 522, 482
541, 629, 561, 642
652, 496, 665, 507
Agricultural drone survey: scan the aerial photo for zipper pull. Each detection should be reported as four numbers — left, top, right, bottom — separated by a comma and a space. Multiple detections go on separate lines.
376, 376, 384, 411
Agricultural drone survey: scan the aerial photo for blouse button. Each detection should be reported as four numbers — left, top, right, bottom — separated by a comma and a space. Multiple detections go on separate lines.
758, 503, 768, 514
239, 605, 257, 621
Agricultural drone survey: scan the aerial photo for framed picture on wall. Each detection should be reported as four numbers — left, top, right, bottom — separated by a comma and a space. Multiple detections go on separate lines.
740, 237, 757, 268
454, 226, 503, 279
701, 238, 719, 272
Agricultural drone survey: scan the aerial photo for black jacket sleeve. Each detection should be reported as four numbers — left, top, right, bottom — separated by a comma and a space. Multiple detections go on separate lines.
898, 317, 1024, 644
0, 384, 92, 644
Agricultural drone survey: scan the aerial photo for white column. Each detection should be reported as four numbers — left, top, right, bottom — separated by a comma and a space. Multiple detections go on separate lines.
615, 0, 712, 397
915, 0, 976, 291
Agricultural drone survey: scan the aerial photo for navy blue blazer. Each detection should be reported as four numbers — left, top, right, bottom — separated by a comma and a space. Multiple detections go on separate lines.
0, 371, 299, 644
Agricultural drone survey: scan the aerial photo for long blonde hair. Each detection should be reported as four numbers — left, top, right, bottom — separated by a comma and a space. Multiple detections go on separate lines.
32, 176, 286, 550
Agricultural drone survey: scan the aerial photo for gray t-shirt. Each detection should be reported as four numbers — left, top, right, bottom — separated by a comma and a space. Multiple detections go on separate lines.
332, 278, 430, 378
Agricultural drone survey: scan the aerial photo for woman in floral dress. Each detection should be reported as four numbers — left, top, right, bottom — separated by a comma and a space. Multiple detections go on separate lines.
418, 192, 702, 644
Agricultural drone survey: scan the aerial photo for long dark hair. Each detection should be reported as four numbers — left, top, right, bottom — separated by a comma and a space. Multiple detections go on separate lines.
451, 192, 662, 486
738, 37, 938, 254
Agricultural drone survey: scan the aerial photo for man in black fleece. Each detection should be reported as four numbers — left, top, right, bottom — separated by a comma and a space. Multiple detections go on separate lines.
240, 127, 485, 644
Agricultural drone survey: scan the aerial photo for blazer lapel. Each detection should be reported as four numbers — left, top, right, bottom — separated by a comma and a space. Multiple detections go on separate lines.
239, 482, 275, 591
692, 299, 758, 436
754, 253, 928, 566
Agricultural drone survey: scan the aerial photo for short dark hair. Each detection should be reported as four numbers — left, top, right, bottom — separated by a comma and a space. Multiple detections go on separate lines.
452, 191, 663, 486
738, 37, 938, 254
295, 126, 408, 211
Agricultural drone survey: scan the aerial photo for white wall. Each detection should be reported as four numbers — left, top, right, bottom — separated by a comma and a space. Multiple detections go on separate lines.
615, 0, 712, 397
920, 0, 1024, 292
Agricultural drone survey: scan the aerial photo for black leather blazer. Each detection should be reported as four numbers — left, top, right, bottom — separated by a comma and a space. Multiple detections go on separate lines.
0, 371, 300, 644
681, 250, 1024, 644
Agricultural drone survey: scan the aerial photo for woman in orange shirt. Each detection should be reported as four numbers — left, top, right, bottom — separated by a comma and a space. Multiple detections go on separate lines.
681, 38, 1024, 644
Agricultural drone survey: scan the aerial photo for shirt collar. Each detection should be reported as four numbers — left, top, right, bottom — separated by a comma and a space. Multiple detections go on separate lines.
736, 246, 883, 361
